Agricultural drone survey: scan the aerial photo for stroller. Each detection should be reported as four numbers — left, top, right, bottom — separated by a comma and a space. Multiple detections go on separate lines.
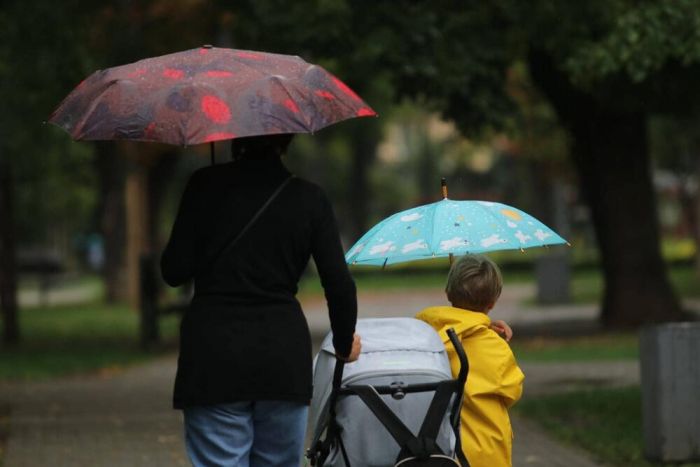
306, 318, 470, 467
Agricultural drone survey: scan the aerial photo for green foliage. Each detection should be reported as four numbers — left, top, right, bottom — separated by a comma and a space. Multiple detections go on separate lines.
0, 0, 220, 249
512, 333, 639, 362
518, 0, 700, 113
0, 1, 92, 144
13, 140, 97, 245
0, 1, 98, 247
218, 1, 517, 132
566, 0, 700, 84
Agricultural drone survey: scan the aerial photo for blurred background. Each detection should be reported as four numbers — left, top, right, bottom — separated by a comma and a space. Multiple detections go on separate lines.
0, 1, 699, 466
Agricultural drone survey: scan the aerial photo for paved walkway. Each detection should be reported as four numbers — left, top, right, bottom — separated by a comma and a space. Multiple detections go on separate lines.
0, 284, 641, 466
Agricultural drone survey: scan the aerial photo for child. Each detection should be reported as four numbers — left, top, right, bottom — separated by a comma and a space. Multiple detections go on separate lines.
416, 254, 524, 467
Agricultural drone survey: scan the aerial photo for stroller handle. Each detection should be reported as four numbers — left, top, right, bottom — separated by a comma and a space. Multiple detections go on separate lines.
332, 358, 345, 390
446, 328, 469, 391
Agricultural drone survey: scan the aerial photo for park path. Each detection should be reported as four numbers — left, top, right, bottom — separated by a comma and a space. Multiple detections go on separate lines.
0, 284, 637, 466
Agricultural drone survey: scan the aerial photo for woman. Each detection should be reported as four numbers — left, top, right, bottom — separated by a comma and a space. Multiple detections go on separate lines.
161, 133, 360, 467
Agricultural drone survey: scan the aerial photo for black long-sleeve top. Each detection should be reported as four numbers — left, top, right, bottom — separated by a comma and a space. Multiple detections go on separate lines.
161, 155, 356, 408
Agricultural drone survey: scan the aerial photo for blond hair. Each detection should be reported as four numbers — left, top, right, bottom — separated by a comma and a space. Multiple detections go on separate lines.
445, 254, 502, 312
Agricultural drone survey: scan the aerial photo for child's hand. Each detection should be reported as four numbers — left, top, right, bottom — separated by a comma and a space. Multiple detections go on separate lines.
490, 320, 513, 342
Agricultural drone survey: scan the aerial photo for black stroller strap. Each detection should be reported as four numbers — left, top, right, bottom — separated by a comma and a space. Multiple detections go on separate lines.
308, 359, 349, 466
418, 381, 455, 441
336, 425, 352, 467
456, 446, 469, 467
351, 386, 417, 449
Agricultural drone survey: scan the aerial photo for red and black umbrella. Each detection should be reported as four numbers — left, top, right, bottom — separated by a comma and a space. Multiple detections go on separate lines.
49, 45, 376, 147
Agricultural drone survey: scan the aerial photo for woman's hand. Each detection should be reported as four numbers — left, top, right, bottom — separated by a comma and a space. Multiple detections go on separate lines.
490, 320, 513, 342
337, 333, 362, 362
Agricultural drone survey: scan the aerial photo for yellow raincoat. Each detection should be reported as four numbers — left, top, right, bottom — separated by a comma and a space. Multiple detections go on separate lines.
416, 306, 524, 467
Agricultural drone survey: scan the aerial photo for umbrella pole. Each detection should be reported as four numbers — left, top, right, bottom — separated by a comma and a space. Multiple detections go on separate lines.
210, 142, 215, 166
444, 179, 452, 267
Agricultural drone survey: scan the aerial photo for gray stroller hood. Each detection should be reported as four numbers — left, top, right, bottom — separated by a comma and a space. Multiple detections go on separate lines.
308, 318, 465, 467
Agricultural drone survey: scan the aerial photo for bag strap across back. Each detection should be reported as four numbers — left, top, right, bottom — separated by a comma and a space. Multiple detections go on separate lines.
208, 175, 295, 271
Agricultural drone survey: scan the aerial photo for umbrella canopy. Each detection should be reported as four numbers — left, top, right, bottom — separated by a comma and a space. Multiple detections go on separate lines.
49, 45, 376, 146
345, 198, 568, 266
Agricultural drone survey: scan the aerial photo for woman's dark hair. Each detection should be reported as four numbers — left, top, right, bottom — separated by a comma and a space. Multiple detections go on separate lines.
231, 133, 295, 160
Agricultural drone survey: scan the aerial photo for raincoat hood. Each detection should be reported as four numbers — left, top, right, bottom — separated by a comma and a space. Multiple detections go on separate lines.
416, 306, 491, 343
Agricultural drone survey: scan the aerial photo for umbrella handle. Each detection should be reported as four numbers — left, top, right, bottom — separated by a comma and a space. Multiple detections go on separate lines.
210, 142, 215, 165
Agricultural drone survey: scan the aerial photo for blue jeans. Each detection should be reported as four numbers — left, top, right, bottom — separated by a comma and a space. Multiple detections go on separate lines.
184, 401, 308, 467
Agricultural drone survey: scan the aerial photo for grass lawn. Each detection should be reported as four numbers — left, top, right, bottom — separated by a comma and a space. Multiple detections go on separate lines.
0, 302, 180, 381
516, 387, 700, 467
567, 262, 700, 305
512, 332, 639, 362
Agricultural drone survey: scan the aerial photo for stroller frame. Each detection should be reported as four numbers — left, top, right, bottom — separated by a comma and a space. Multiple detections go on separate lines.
307, 328, 470, 467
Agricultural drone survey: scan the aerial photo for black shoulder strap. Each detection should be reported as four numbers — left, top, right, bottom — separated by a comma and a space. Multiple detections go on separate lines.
209, 175, 295, 271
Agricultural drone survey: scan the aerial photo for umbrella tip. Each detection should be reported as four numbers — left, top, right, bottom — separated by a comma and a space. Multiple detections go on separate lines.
441, 177, 448, 199
202, 44, 213, 49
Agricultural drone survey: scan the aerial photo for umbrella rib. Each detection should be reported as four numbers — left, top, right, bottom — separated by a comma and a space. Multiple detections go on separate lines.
68, 79, 121, 139
476, 202, 530, 251
305, 65, 363, 125
473, 202, 506, 250
428, 200, 442, 257
268, 76, 313, 132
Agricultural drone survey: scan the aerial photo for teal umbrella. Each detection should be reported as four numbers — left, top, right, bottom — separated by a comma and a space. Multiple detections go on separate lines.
345, 180, 568, 266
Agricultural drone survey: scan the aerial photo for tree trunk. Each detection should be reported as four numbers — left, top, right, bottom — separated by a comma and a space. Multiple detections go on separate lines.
147, 152, 178, 252
348, 126, 378, 240
0, 160, 19, 345
571, 108, 682, 325
94, 143, 127, 303
693, 155, 700, 278
529, 50, 684, 326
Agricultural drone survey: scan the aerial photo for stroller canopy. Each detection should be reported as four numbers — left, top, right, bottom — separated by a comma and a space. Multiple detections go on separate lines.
311, 318, 453, 423
309, 318, 460, 467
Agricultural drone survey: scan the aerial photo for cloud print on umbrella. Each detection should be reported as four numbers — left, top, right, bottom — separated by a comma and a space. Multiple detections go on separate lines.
49, 46, 377, 146
402, 239, 428, 253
